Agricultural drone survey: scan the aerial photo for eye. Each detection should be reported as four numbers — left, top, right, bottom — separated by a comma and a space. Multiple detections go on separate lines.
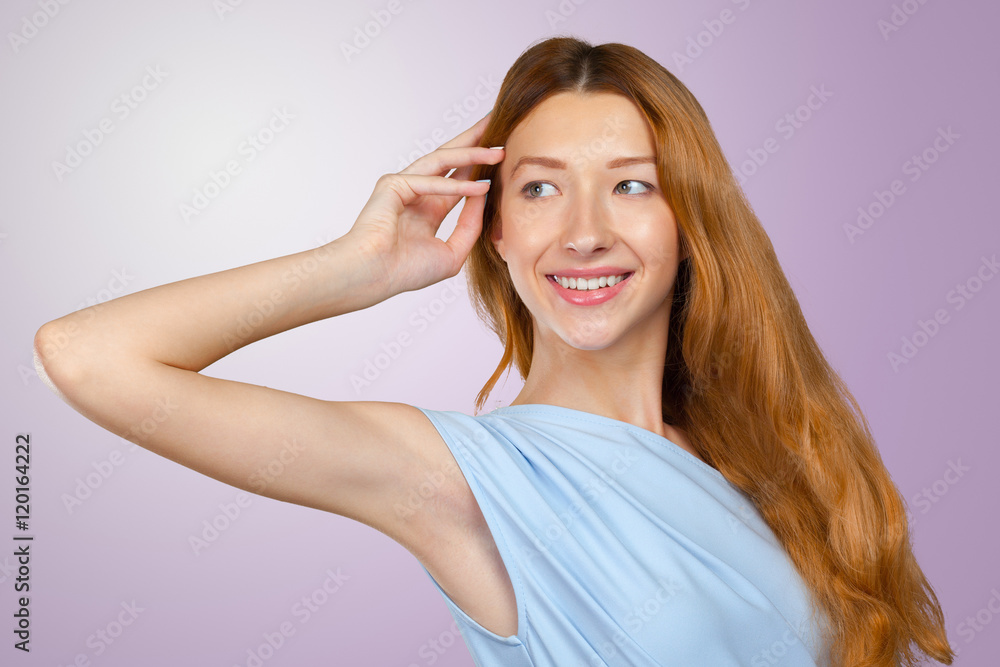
615, 180, 652, 195
521, 181, 558, 198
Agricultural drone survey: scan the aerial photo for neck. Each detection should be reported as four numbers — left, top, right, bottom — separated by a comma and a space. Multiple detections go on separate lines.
510, 319, 671, 438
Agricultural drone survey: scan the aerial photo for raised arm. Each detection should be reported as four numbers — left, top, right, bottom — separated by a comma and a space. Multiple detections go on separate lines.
33, 114, 504, 552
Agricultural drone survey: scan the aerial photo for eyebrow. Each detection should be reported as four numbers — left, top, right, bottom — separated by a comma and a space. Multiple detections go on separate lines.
509, 155, 656, 180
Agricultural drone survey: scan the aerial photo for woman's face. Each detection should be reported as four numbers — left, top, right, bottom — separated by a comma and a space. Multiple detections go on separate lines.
494, 91, 684, 354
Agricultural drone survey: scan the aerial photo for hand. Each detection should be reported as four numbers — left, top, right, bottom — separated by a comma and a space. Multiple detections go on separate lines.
346, 111, 504, 297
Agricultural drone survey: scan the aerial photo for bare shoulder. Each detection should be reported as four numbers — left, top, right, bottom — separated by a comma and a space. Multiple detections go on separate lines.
348, 402, 518, 638
34, 318, 517, 635
303, 401, 466, 540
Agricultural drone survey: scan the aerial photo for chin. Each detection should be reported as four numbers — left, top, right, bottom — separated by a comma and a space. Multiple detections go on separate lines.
554, 325, 618, 351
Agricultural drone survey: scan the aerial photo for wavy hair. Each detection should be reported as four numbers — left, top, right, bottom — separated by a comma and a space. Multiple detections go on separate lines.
464, 36, 954, 667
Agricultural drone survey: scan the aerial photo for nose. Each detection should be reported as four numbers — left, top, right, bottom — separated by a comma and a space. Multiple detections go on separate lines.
562, 192, 613, 256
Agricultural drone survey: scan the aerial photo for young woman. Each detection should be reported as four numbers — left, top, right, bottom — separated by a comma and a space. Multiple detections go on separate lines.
35, 37, 954, 666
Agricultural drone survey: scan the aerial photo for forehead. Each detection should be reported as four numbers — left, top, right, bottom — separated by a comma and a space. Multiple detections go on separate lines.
503, 91, 655, 178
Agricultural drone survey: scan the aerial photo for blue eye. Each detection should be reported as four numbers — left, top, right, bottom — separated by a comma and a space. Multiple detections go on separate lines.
615, 180, 652, 195
519, 180, 654, 199
521, 182, 558, 198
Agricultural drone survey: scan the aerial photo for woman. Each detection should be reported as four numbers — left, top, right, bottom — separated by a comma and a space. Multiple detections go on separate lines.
35, 36, 953, 666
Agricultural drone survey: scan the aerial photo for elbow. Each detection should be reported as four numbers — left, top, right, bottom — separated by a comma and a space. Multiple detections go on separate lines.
34, 319, 85, 401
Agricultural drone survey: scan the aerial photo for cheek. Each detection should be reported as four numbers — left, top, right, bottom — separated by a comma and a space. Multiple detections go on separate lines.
501, 236, 550, 302
632, 215, 680, 270
498, 215, 555, 257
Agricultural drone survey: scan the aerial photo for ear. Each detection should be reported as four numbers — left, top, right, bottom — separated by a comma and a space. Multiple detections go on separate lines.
492, 224, 506, 262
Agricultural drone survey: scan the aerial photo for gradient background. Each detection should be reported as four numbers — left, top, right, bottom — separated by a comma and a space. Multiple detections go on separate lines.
3, 0, 998, 665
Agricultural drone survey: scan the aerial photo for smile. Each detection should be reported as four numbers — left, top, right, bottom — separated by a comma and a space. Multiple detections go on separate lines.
546, 272, 633, 306
551, 273, 630, 291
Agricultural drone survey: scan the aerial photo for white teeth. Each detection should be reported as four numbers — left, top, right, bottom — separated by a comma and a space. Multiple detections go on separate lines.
554, 274, 627, 291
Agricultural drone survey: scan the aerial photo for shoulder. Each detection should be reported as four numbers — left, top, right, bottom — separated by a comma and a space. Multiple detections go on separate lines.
386, 406, 520, 637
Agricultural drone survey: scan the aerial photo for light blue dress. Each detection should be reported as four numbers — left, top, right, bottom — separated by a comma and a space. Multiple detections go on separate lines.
415, 404, 832, 666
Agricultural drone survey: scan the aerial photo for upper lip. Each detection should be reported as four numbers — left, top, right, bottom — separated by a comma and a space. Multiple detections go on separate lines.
546, 267, 633, 279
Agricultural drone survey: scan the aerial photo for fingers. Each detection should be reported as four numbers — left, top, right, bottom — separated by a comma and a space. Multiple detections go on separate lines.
398, 108, 498, 177
444, 183, 489, 267
371, 172, 491, 217
437, 109, 492, 151
400, 145, 504, 178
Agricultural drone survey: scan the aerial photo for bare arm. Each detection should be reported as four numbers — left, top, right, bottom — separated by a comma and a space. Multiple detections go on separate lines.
34, 114, 504, 551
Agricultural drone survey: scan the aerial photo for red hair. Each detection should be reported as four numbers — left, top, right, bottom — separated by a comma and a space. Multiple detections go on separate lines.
464, 36, 954, 667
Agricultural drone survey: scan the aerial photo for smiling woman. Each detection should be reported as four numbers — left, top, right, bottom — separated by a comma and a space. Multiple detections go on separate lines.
34, 35, 953, 667
491, 91, 682, 358
462, 37, 955, 667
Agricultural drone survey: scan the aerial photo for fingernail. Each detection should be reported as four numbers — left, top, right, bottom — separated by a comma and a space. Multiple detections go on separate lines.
489, 146, 504, 150
475, 178, 490, 202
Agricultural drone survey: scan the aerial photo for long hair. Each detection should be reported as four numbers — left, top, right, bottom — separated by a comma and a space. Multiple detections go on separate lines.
464, 36, 954, 667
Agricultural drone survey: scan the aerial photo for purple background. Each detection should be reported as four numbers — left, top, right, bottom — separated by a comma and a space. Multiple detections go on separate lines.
3, 0, 998, 665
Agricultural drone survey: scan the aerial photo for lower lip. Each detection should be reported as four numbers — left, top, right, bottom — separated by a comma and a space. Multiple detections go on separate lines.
547, 274, 632, 306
